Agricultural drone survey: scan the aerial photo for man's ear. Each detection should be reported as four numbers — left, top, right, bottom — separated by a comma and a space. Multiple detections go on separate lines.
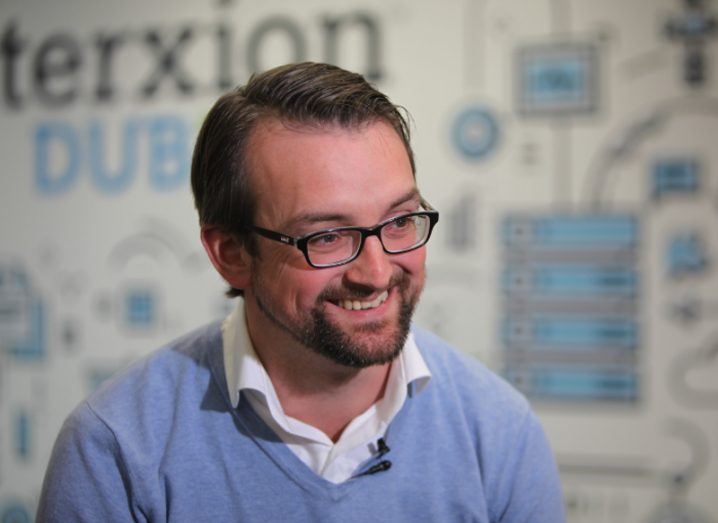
201, 226, 252, 291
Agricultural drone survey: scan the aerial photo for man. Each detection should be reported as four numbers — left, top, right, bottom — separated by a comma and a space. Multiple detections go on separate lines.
38, 62, 565, 521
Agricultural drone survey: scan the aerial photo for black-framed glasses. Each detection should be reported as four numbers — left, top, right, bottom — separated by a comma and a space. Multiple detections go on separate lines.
250, 204, 439, 268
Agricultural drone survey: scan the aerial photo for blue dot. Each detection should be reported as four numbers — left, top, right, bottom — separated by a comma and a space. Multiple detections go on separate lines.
1, 503, 30, 523
451, 107, 500, 161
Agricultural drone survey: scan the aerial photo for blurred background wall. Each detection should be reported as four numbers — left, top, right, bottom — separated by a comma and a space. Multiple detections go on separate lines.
1, 0, 718, 521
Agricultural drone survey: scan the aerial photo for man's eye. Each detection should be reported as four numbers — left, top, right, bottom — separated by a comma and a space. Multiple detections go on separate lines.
307, 232, 349, 253
386, 216, 415, 234
393, 216, 411, 228
312, 233, 340, 245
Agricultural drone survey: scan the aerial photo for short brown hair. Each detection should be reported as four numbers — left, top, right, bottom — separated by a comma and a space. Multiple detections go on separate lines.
191, 62, 415, 297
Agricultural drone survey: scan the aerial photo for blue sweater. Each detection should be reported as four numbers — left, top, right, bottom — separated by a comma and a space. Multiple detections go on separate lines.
38, 323, 565, 522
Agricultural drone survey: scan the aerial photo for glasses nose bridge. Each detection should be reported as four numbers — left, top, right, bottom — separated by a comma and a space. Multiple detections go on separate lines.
359, 223, 389, 253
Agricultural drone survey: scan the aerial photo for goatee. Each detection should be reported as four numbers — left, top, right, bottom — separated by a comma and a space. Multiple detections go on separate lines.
253, 271, 420, 368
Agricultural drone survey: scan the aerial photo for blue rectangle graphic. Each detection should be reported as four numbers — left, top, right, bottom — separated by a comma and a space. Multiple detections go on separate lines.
526, 58, 587, 102
503, 265, 637, 296
504, 316, 638, 349
517, 42, 597, 115
652, 158, 699, 199
503, 214, 638, 248
505, 367, 637, 401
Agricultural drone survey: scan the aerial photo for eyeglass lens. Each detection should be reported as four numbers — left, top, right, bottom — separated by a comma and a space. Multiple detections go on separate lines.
306, 214, 431, 266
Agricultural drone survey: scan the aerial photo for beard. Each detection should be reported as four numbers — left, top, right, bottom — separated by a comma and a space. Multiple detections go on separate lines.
252, 270, 421, 368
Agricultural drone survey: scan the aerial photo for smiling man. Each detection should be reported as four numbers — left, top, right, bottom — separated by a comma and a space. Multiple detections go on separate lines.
38, 63, 565, 522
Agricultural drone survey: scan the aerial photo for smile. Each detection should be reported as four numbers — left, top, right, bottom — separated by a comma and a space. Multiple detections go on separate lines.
335, 290, 389, 311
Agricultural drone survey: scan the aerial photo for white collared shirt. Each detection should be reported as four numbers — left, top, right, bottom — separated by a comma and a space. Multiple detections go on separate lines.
221, 300, 431, 484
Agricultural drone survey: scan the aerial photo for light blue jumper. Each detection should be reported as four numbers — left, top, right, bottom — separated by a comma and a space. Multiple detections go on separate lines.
38, 323, 565, 522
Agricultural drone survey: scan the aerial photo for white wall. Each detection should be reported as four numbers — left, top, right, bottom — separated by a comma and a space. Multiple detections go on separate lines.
1, 0, 717, 521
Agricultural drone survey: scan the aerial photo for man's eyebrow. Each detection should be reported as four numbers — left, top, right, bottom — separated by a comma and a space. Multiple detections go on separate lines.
285, 188, 421, 230
286, 212, 349, 229
387, 188, 421, 210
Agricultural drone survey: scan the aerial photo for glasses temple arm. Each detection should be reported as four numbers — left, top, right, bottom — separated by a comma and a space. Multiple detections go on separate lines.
251, 226, 298, 246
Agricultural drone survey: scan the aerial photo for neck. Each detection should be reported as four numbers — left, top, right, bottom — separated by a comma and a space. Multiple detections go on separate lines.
244, 297, 392, 442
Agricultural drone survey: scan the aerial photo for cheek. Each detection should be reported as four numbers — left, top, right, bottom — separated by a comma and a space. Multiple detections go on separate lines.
397, 248, 427, 276
253, 243, 306, 286
285, 268, 343, 307
260, 243, 294, 269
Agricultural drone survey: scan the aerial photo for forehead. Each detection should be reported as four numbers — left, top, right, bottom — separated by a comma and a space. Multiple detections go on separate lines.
246, 119, 417, 228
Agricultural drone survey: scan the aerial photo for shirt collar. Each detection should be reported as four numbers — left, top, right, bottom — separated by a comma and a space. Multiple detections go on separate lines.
221, 300, 431, 410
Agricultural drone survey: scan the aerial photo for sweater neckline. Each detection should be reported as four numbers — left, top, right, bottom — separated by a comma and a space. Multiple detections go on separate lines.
204, 322, 414, 500
236, 397, 397, 500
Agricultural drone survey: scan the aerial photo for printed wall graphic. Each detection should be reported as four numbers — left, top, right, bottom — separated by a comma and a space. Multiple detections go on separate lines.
0, 501, 31, 523
583, 96, 718, 208
665, 0, 718, 87
669, 335, 718, 408
444, 191, 480, 252
0, 265, 45, 362
665, 231, 709, 278
559, 419, 713, 523
651, 157, 701, 201
516, 41, 599, 116
1, 0, 717, 521
450, 106, 501, 161
501, 213, 640, 402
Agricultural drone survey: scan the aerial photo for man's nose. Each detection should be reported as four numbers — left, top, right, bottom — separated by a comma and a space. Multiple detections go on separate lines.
343, 236, 393, 289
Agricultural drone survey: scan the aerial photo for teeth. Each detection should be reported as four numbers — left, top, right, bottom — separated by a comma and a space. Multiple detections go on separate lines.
338, 290, 389, 311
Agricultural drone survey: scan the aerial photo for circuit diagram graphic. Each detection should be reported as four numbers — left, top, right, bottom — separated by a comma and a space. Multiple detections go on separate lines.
0, 0, 717, 521
431, 0, 718, 521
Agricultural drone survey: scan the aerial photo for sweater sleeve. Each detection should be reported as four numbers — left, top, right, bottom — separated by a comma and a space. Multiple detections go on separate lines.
496, 411, 566, 523
37, 401, 146, 523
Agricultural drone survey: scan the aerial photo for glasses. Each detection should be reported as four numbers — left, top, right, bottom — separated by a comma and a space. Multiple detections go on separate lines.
250, 205, 439, 268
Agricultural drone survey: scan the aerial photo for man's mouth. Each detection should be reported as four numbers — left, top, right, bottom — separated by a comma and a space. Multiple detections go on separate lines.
333, 290, 390, 311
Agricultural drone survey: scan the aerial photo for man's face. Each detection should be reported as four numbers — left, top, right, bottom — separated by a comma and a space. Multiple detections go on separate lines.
243, 119, 427, 368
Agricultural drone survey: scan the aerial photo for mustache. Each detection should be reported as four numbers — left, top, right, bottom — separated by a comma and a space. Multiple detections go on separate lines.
318, 271, 408, 302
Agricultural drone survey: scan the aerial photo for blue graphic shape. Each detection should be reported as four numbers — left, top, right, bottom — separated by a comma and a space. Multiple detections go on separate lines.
89, 118, 140, 195
148, 115, 190, 191
504, 316, 638, 349
34, 121, 81, 195
0, 265, 45, 361
503, 214, 637, 247
666, 233, 708, 277
35, 115, 191, 197
13, 410, 30, 460
652, 158, 700, 200
665, 1, 718, 86
518, 42, 597, 115
672, 9, 716, 37
451, 107, 500, 161
501, 212, 639, 403
125, 288, 156, 329
505, 366, 637, 401
503, 265, 637, 297
0, 502, 31, 523
527, 59, 585, 101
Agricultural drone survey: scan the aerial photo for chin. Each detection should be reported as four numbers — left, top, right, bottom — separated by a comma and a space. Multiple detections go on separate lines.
307, 300, 414, 368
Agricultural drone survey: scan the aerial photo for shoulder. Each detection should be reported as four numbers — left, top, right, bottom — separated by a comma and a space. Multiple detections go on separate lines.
410, 327, 565, 521
409, 326, 538, 466
75, 321, 227, 443
411, 326, 531, 421
39, 321, 230, 520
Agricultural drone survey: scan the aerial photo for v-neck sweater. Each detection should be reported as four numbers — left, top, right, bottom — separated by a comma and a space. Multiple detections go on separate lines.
221, 300, 431, 483
38, 321, 565, 522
